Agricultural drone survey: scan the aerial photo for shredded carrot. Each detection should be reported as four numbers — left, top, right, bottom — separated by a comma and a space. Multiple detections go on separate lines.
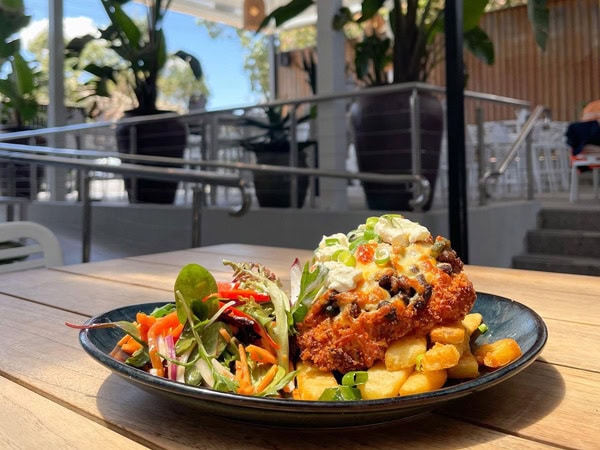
145, 311, 183, 377
136, 312, 156, 341
117, 334, 131, 346
147, 311, 181, 342
149, 349, 164, 377
256, 364, 279, 393
246, 344, 277, 365
236, 344, 253, 395
219, 327, 232, 343
171, 323, 184, 341
121, 340, 142, 354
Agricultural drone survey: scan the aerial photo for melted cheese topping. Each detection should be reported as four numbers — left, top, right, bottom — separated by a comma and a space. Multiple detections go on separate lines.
314, 215, 435, 294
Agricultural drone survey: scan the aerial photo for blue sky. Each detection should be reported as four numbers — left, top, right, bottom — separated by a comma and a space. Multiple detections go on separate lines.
22, 0, 256, 109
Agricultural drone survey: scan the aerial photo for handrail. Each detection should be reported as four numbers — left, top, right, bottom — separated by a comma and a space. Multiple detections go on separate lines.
0, 81, 530, 209
0, 82, 532, 145
479, 104, 550, 203
0, 142, 432, 208
0, 142, 432, 261
0, 148, 251, 262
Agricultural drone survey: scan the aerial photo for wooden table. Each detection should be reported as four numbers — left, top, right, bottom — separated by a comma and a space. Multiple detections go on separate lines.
0, 243, 598, 449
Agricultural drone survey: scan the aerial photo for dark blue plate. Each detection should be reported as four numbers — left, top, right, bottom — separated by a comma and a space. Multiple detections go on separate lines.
79, 292, 547, 428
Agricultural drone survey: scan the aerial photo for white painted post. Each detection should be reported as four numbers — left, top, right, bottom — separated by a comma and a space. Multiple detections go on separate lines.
47, 0, 68, 200
316, 0, 348, 210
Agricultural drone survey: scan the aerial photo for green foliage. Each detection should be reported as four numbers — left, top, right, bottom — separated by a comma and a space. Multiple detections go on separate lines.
65, 0, 203, 116
0, 0, 43, 127
259, 0, 549, 87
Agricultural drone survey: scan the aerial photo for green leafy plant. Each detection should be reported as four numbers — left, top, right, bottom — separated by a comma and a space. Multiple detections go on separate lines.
259, 0, 549, 86
65, 0, 203, 115
240, 105, 314, 152
0, 0, 43, 127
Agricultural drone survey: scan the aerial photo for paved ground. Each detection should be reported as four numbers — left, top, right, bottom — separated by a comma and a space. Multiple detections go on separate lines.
4, 175, 598, 266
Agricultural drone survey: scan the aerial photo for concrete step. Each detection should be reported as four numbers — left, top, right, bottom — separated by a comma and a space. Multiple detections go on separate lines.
538, 207, 600, 231
512, 253, 600, 276
526, 229, 600, 258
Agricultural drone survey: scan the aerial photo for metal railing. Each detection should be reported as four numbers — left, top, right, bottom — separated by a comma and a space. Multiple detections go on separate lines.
478, 105, 551, 204
0, 82, 558, 263
0, 144, 251, 262
0, 140, 431, 262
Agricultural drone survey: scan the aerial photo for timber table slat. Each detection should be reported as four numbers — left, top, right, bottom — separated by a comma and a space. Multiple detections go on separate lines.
0, 377, 148, 449
0, 243, 597, 449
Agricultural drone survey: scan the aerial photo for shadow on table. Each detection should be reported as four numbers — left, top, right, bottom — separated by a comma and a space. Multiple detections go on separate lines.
439, 359, 565, 432
94, 364, 564, 449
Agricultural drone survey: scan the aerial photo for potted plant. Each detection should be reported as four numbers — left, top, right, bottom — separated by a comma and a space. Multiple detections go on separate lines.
259, 0, 549, 210
0, 0, 45, 198
65, 0, 203, 204
240, 105, 314, 208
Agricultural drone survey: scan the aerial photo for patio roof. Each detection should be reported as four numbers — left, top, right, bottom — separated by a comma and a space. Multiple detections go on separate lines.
159, 0, 362, 30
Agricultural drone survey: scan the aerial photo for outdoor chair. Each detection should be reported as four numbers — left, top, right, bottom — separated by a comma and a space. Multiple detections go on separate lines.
569, 152, 600, 202
0, 221, 64, 273
565, 120, 600, 202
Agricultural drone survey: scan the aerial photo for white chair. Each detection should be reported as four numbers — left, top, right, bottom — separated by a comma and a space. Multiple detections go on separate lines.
0, 221, 64, 273
570, 153, 600, 202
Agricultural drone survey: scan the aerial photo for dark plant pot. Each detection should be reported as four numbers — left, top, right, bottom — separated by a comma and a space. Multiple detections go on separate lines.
350, 90, 444, 211
251, 141, 309, 208
0, 126, 45, 198
116, 110, 186, 204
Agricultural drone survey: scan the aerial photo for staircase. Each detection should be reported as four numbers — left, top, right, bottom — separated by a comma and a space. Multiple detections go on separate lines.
513, 206, 600, 276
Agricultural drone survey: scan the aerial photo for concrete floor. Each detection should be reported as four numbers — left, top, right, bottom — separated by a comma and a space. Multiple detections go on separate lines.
5, 173, 598, 267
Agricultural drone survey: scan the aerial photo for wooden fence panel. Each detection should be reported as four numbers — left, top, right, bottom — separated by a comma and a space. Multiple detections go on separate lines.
277, 0, 599, 124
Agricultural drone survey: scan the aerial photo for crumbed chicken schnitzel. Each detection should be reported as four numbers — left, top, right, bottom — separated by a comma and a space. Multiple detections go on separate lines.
295, 215, 476, 373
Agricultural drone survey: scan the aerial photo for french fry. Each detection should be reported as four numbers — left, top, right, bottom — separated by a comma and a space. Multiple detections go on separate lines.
462, 313, 483, 335
447, 353, 480, 379
295, 362, 339, 400
385, 336, 427, 370
429, 322, 465, 344
474, 338, 522, 368
359, 362, 412, 400
398, 369, 447, 396
421, 342, 461, 371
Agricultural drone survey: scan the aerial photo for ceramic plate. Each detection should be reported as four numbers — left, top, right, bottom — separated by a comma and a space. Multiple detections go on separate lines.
79, 292, 547, 428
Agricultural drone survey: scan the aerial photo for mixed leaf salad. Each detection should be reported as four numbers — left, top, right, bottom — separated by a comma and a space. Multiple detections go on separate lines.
69, 259, 330, 398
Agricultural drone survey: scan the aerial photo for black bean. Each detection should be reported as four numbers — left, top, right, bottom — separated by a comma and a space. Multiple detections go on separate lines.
348, 302, 361, 319
324, 301, 340, 317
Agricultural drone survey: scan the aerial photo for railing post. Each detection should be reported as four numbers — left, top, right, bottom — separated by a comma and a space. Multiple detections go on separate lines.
129, 124, 137, 202
191, 185, 203, 248
526, 132, 534, 199
80, 170, 92, 263
6, 162, 16, 221
409, 88, 422, 211
476, 105, 487, 205
289, 107, 299, 208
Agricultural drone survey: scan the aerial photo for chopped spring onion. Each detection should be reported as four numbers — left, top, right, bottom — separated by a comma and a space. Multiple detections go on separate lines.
349, 238, 366, 252
374, 247, 390, 265
347, 230, 361, 242
318, 385, 362, 401
335, 249, 356, 267
363, 229, 377, 241
478, 323, 489, 334
341, 371, 368, 386
415, 353, 425, 372
325, 237, 339, 246
365, 216, 379, 228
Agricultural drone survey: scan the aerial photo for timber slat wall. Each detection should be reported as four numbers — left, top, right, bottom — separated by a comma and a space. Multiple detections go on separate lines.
278, 0, 599, 123
430, 0, 600, 122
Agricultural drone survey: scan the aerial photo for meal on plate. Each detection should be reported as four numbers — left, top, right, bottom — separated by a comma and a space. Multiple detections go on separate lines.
69, 214, 522, 401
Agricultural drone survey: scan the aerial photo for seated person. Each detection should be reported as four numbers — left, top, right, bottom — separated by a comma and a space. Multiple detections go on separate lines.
565, 100, 600, 157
